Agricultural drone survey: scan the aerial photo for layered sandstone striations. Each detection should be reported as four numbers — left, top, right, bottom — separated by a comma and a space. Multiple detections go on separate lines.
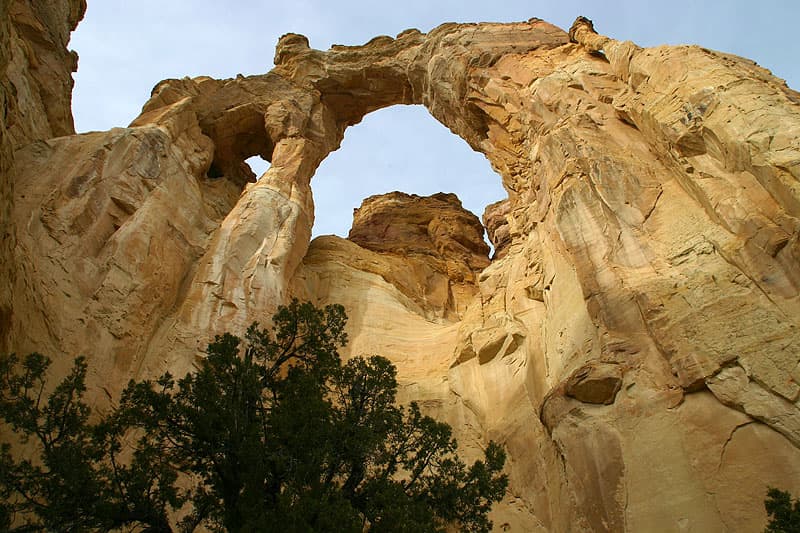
0, 0, 85, 349
3, 3, 800, 531
347, 191, 490, 318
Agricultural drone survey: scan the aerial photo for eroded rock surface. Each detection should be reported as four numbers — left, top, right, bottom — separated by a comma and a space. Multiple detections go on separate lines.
483, 198, 512, 259
4, 3, 800, 531
347, 191, 490, 318
0, 0, 86, 349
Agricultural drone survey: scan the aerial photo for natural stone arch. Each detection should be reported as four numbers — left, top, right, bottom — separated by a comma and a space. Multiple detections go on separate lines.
8, 11, 800, 531
127, 18, 570, 342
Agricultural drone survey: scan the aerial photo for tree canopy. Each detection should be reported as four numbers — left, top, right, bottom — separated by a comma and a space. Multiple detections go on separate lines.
765, 487, 800, 533
0, 300, 507, 532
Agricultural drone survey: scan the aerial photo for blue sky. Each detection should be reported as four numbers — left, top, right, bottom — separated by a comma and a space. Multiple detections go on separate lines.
69, 1, 800, 239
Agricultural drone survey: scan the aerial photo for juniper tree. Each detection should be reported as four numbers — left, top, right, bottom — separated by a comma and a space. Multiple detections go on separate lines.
0, 300, 507, 532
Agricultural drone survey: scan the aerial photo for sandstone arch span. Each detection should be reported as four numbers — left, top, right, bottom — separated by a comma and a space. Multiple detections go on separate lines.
113, 19, 569, 354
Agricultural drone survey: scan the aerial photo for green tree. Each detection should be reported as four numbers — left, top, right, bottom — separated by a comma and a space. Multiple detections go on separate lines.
0, 301, 507, 532
0, 353, 180, 531
766, 487, 800, 533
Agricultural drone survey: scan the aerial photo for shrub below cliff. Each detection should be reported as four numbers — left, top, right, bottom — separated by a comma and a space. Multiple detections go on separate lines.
766, 487, 800, 533
0, 300, 507, 532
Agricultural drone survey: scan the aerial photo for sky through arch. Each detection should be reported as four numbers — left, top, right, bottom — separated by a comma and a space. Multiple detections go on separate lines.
248, 105, 506, 241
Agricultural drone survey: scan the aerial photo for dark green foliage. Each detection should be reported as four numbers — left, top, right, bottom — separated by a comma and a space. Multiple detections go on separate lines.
0, 300, 507, 532
766, 487, 800, 533
0, 353, 179, 531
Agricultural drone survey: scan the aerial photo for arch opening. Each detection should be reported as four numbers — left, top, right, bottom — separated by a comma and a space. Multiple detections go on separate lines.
202, 107, 275, 185
310, 104, 507, 255
246, 155, 271, 180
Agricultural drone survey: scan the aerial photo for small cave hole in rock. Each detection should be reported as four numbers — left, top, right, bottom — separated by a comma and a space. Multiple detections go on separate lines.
312, 105, 507, 257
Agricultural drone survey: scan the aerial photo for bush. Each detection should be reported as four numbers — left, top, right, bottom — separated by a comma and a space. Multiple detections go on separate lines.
0, 300, 507, 532
766, 487, 800, 533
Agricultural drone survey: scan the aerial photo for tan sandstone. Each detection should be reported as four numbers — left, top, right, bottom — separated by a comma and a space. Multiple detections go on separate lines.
0, 0, 86, 350
3, 4, 800, 531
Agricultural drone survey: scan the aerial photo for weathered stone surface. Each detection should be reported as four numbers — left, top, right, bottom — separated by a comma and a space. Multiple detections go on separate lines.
349, 192, 489, 267
347, 191, 490, 318
3, 0, 84, 146
707, 364, 800, 447
483, 199, 512, 259
4, 4, 800, 531
565, 362, 623, 405
0, 0, 85, 350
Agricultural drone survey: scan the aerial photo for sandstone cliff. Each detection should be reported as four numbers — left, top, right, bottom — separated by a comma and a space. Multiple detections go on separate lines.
0, 0, 85, 350
3, 3, 800, 531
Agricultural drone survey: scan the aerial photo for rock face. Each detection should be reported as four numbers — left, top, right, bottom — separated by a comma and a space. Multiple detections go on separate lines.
0, 0, 85, 350
483, 199, 512, 259
347, 191, 490, 318
4, 3, 800, 531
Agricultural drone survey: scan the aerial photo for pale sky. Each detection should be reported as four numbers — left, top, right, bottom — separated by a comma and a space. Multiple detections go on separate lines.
69, 1, 800, 240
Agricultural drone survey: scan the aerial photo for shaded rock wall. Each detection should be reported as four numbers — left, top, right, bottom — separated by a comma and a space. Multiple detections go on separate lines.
4, 3, 800, 531
0, 0, 85, 349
